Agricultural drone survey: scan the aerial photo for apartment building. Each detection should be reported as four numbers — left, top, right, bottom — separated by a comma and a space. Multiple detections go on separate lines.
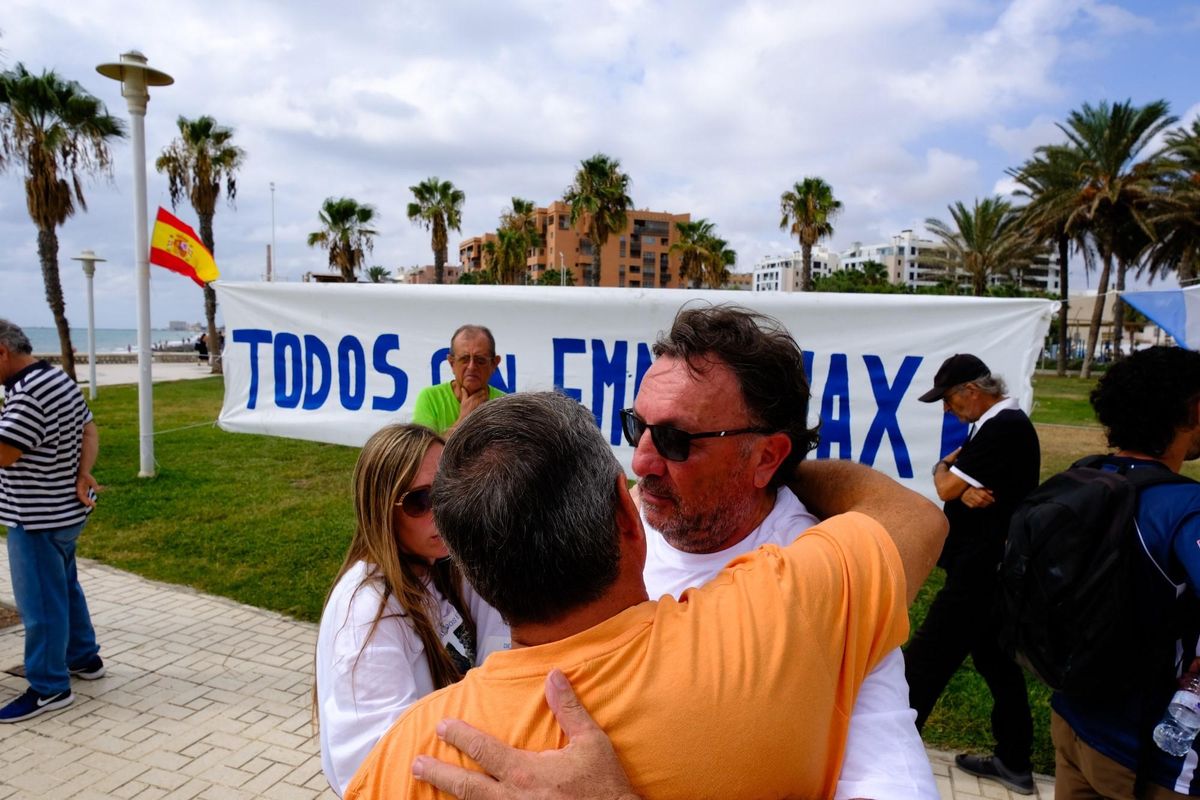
398, 264, 463, 284
752, 246, 840, 292
755, 228, 1062, 295
458, 201, 691, 288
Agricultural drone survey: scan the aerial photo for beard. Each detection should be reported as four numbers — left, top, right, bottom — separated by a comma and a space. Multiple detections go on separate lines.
639, 474, 753, 554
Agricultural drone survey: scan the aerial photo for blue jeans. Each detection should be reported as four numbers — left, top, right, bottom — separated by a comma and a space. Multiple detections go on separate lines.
6, 522, 99, 694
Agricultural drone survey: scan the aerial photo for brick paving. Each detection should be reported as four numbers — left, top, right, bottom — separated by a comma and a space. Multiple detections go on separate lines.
0, 548, 1053, 799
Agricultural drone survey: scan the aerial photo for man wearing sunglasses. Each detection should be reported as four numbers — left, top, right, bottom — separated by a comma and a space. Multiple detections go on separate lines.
622, 305, 936, 800
346, 390, 948, 800
412, 324, 505, 434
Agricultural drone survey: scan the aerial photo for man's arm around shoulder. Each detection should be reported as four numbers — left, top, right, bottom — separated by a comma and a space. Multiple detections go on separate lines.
788, 460, 948, 605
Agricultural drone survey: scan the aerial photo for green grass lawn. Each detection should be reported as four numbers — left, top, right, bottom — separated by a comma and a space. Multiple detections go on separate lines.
70, 378, 358, 621
0, 372, 1147, 773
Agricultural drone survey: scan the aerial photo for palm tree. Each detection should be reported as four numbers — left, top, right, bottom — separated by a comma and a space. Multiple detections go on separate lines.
924, 197, 1037, 297
156, 115, 245, 374
484, 228, 528, 285
366, 265, 390, 283
407, 177, 464, 285
307, 197, 378, 282
1146, 119, 1200, 284
699, 234, 736, 289
498, 196, 542, 282
780, 178, 842, 292
1054, 99, 1176, 377
1009, 149, 1090, 376
671, 219, 717, 288
563, 153, 632, 287
0, 64, 125, 380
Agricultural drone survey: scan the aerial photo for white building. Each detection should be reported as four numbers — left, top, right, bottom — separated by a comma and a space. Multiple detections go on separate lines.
753, 246, 840, 292
754, 228, 1062, 295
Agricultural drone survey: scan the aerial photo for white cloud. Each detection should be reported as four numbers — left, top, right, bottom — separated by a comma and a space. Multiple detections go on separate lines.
987, 115, 1066, 160
0, 0, 1191, 325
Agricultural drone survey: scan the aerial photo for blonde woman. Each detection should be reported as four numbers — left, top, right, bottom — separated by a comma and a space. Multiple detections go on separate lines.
315, 424, 509, 796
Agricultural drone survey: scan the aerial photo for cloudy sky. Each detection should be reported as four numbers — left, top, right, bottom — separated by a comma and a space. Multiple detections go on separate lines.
3, 0, 1198, 328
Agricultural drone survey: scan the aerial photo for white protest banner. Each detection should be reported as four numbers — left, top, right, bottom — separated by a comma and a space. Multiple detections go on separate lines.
216, 282, 1055, 498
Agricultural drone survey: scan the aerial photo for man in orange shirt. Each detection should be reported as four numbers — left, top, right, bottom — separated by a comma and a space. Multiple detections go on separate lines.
346, 391, 946, 800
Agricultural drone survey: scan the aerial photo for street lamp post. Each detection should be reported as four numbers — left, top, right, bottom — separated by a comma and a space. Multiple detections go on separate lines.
70, 250, 107, 401
97, 51, 173, 478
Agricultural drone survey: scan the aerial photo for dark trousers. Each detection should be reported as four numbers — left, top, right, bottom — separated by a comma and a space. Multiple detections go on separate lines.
904, 548, 1033, 772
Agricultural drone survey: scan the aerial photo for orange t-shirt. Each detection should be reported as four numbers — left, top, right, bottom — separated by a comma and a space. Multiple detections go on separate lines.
346, 511, 908, 800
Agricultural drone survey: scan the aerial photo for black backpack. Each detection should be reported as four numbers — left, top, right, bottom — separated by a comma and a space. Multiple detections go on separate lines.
998, 455, 1197, 696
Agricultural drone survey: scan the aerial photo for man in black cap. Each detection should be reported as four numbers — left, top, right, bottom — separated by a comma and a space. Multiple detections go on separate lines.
905, 353, 1041, 794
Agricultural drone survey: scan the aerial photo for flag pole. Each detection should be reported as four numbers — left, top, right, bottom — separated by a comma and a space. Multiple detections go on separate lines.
97, 51, 173, 478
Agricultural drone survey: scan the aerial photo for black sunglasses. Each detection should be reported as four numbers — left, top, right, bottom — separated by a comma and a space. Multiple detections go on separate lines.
619, 408, 772, 462
395, 485, 433, 517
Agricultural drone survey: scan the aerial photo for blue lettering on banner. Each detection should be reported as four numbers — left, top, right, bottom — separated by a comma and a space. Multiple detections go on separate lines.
371, 334, 407, 411
553, 338, 587, 402
592, 339, 628, 444
430, 347, 449, 385
633, 343, 654, 397
303, 335, 332, 410
338, 336, 367, 410
940, 411, 969, 457
232, 329, 411, 413
232, 329, 273, 409
860, 354, 921, 478
816, 353, 851, 460
274, 332, 303, 409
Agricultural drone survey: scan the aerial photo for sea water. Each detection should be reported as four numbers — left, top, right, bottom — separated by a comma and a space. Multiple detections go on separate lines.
23, 326, 197, 354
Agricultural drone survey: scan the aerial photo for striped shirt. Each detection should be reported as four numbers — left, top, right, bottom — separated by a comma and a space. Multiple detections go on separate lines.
0, 360, 94, 531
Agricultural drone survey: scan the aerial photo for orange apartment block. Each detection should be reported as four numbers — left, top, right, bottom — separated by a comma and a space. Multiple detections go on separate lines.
458, 201, 691, 288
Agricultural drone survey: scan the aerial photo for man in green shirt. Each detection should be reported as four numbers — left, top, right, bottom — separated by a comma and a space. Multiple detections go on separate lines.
412, 324, 506, 434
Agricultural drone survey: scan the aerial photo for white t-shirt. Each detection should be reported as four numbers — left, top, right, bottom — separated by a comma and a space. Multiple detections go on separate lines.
643, 486, 938, 800
316, 560, 510, 796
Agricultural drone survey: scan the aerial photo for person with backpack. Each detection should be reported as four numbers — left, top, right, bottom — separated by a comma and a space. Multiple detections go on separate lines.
1043, 346, 1200, 798
904, 353, 1040, 794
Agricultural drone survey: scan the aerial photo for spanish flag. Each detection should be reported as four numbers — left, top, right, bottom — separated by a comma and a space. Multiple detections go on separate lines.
148, 207, 219, 287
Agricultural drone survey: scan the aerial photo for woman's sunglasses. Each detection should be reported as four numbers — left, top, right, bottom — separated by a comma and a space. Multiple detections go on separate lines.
619, 408, 772, 462
395, 485, 433, 517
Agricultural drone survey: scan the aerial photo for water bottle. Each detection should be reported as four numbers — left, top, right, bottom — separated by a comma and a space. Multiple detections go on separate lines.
1154, 673, 1200, 757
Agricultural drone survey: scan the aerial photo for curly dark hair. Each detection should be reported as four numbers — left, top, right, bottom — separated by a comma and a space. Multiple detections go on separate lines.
1091, 346, 1200, 457
652, 304, 819, 487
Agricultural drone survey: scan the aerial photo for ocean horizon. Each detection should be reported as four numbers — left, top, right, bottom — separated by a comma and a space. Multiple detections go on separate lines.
23, 326, 202, 354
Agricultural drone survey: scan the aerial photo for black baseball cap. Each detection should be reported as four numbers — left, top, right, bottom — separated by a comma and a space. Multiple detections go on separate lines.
918, 354, 991, 403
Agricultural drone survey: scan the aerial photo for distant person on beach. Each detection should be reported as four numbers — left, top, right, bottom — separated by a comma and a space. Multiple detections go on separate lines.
195, 333, 208, 364
314, 424, 508, 796
411, 325, 504, 434
0, 319, 105, 724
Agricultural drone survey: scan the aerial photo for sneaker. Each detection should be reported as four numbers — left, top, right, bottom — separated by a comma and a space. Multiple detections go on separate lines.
69, 654, 106, 680
0, 688, 74, 723
955, 753, 1035, 795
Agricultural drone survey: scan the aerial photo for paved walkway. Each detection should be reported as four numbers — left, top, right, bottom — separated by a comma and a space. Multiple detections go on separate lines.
0, 550, 1054, 799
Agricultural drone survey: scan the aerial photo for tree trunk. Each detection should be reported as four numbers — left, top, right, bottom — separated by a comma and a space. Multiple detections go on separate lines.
434, 245, 445, 286
1081, 249, 1113, 379
37, 225, 76, 382
1112, 257, 1127, 361
1056, 234, 1069, 377
801, 242, 813, 292
198, 213, 223, 375
591, 245, 601, 288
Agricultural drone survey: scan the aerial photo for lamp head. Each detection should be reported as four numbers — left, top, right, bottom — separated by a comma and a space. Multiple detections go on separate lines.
96, 50, 174, 87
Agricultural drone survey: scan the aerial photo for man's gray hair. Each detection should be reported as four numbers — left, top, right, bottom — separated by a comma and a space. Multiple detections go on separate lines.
432, 391, 624, 626
972, 374, 1007, 397
0, 320, 32, 355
